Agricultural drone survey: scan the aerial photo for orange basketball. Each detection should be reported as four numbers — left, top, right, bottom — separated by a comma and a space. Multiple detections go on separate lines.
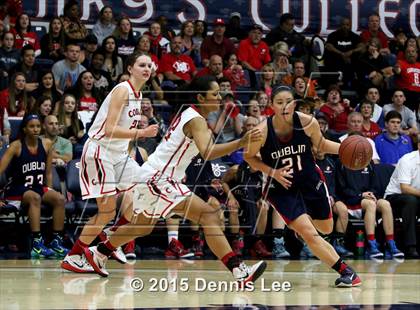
339, 135, 373, 170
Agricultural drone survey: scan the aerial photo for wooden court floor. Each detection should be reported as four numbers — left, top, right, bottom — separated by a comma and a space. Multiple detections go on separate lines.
0, 259, 419, 309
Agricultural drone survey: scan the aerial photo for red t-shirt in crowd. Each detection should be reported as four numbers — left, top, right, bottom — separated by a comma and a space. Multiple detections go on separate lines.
395, 59, 420, 92
362, 121, 382, 140
360, 30, 389, 49
150, 54, 160, 74
10, 28, 40, 51
160, 53, 196, 81
237, 38, 271, 71
319, 103, 351, 133
78, 96, 98, 111
200, 35, 235, 62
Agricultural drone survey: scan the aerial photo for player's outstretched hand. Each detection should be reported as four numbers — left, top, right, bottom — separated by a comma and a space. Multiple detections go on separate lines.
271, 168, 293, 190
142, 124, 159, 137
239, 128, 263, 147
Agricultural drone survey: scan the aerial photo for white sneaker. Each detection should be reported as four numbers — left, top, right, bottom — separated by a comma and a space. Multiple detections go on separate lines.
232, 261, 266, 284
99, 230, 127, 264
61, 254, 94, 273
84, 246, 109, 277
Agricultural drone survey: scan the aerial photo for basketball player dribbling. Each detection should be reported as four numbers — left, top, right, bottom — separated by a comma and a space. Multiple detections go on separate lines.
61, 52, 159, 273
243, 86, 361, 287
84, 76, 267, 284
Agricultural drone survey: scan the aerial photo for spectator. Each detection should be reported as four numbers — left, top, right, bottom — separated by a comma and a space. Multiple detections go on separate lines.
319, 85, 351, 135
269, 42, 292, 84
200, 18, 235, 67
140, 97, 167, 138
223, 53, 247, 90
41, 114, 72, 166
180, 20, 200, 65
144, 21, 170, 60
385, 142, 420, 258
293, 76, 307, 100
383, 90, 418, 137
338, 112, 380, 163
237, 24, 271, 86
196, 54, 223, 78
80, 34, 98, 68
135, 114, 157, 155
208, 92, 243, 144
192, 20, 207, 66
0, 72, 30, 116
39, 17, 65, 62
256, 91, 273, 116
246, 99, 265, 122
60, 0, 87, 44
336, 153, 403, 260
92, 6, 116, 47
0, 0, 22, 29
360, 13, 391, 56
0, 114, 68, 258
30, 95, 52, 123
113, 17, 136, 59
0, 32, 19, 89
359, 101, 382, 139
265, 13, 307, 60
160, 36, 196, 84
56, 93, 84, 145
258, 63, 276, 98
359, 87, 384, 128
101, 36, 123, 82
89, 50, 112, 97
12, 44, 39, 92
281, 60, 317, 97
156, 15, 176, 41
394, 46, 420, 111
70, 70, 100, 113
324, 17, 364, 87
389, 27, 408, 59
10, 13, 40, 56
224, 12, 247, 41
315, 150, 353, 257
52, 43, 86, 92
355, 37, 390, 89
30, 71, 62, 110
375, 110, 413, 165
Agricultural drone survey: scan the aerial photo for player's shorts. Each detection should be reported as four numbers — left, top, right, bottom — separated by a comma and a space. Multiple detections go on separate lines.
132, 163, 192, 218
5, 185, 50, 210
80, 139, 142, 199
265, 178, 332, 225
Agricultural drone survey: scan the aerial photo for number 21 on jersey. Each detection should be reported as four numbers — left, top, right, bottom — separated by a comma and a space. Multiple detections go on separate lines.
281, 155, 302, 173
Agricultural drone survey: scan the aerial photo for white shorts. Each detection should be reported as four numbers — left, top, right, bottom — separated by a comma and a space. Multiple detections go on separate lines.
132, 163, 192, 218
80, 139, 141, 199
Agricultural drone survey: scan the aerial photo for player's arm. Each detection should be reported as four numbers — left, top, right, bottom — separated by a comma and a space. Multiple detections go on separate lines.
243, 121, 272, 175
0, 141, 19, 174
104, 86, 158, 139
304, 113, 340, 155
185, 117, 262, 161
43, 139, 53, 188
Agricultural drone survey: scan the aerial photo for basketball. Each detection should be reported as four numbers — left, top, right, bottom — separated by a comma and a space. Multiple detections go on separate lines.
339, 135, 373, 170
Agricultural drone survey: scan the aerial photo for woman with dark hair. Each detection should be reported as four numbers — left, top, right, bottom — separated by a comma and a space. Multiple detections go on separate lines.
10, 13, 41, 56
92, 6, 116, 46
180, 21, 196, 57
30, 96, 53, 123
69, 70, 101, 112
60, 0, 87, 44
40, 17, 65, 62
101, 36, 123, 82
30, 71, 62, 110
0, 114, 68, 258
83, 75, 266, 285
0, 72, 31, 116
56, 93, 84, 143
113, 17, 136, 59
192, 20, 207, 66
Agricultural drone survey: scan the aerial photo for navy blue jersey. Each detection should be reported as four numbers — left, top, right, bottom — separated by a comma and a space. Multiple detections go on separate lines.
134, 147, 145, 166
5, 138, 47, 198
260, 113, 320, 193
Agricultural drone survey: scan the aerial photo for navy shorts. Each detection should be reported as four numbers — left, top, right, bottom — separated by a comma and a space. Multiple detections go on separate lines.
265, 179, 332, 224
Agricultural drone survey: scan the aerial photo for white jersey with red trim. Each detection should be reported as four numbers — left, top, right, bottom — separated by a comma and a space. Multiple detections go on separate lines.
88, 81, 142, 152
144, 106, 202, 181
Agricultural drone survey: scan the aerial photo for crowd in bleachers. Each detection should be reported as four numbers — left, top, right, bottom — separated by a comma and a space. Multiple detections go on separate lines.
0, 0, 419, 260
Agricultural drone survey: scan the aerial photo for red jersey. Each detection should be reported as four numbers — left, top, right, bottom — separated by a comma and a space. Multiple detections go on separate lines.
10, 29, 40, 51
395, 59, 420, 92
237, 38, 271, 70
319, 103, 350, 133
360, 30, 389, 49
160, 53, 196, 81
362, 121, 382, 140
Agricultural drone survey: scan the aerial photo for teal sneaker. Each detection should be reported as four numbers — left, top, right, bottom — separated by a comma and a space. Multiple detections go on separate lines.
50, 235, 69, 258
31, 237, 55, 258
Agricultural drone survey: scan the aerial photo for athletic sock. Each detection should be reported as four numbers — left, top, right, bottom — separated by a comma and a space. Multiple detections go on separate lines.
68, 239, 89, 256
332, 258, 351, 275
97, 240, 116, 257
109, 216, 130, 232
221, 251, 242, 272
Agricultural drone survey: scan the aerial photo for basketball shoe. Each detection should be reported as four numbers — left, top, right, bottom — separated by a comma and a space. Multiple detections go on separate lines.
31, 237, 55, 258
84, 246, 109, 277
61, 254, 94, 273
249, 240, 272, 258
232, 261, 267, 284
98, 231, 127, 264
50, 235, 70, 258
335, 267, 362, 287
124, 240, 137, 259
165, 239, 194, 259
